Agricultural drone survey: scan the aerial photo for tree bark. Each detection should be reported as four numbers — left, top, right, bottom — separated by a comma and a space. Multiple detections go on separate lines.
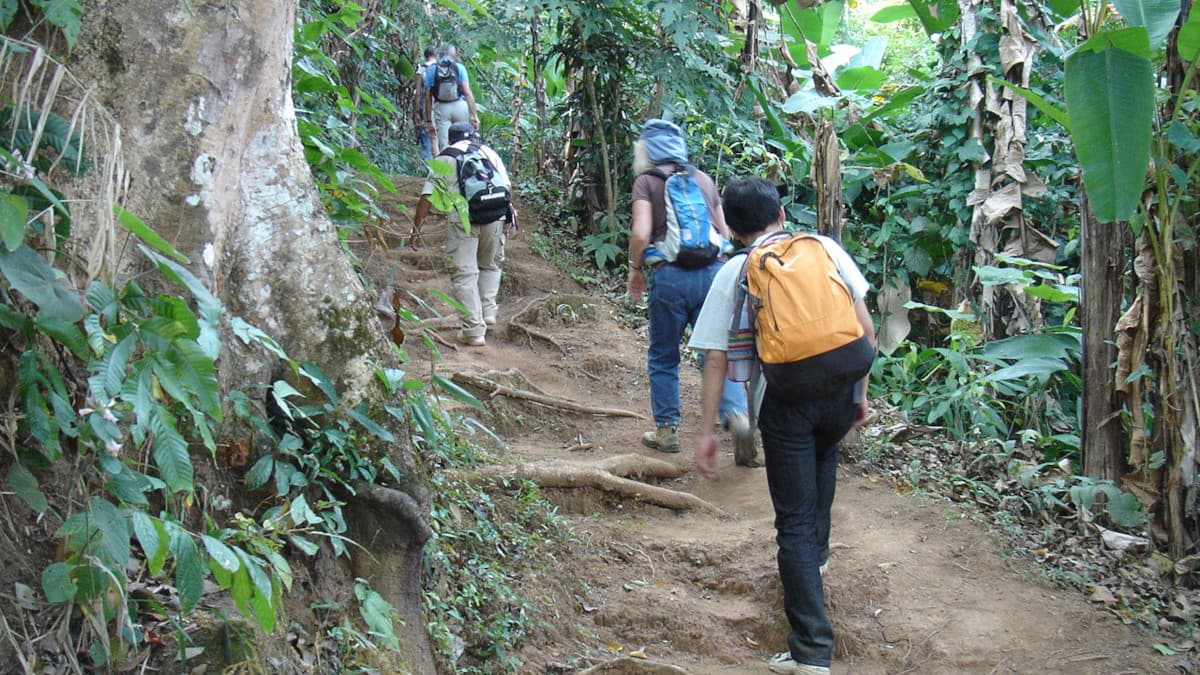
69, 2, 433, 669
1079, 189, 1126, 481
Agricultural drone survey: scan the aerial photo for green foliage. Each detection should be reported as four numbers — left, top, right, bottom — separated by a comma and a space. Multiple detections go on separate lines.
410, 381, 567, 673
293, 0, 399, 232
1064, 29, 1155, 222
0, 0, 83, 47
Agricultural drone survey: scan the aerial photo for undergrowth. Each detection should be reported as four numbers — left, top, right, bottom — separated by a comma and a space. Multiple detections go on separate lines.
410, 383, 571, 673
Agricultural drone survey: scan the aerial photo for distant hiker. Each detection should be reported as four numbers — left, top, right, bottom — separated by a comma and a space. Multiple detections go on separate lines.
626, 118, 754, 461
413, 46, 437, 159
689, 177, 876, 675
409, 122, 515, 347
424, 44, 480, 153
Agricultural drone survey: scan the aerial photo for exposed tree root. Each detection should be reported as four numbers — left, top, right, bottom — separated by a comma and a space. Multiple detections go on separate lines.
508, 293, 568, 353
477, 454, 726, 516
577, 657, 690, 674
451, 371, 646, 420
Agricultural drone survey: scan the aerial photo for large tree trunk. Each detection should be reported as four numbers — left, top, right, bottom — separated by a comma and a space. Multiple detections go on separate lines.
69, 2, 434, 669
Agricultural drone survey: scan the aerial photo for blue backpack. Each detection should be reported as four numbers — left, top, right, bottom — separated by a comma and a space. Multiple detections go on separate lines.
644, 164, 721, 269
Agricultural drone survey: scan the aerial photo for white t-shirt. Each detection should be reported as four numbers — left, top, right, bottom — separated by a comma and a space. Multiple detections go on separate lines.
688, 230, 869, 353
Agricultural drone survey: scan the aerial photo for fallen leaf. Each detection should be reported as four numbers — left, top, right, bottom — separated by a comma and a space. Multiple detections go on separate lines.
602, 642, 623, 653
630, 648, 647, 659
744, 635, 761, 649
14, 582, 38, 610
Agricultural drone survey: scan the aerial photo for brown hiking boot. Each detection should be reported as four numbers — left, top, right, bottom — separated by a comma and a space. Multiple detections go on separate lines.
640, 426, 679, 454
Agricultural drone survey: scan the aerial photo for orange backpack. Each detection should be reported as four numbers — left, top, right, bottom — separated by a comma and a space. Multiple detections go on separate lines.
731, 231, 873, 401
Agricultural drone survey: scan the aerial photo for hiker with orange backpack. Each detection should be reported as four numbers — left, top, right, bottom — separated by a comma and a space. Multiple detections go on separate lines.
688, 178, 876, 675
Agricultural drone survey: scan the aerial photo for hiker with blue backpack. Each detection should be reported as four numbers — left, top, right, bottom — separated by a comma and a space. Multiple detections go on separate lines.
409, 122, 515, 347
423, 44, 480, 152
626, 119, 755, 464
688, 177, 876, 675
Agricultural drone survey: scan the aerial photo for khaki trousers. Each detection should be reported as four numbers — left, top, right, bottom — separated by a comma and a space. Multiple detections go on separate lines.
446, 219, 504, 337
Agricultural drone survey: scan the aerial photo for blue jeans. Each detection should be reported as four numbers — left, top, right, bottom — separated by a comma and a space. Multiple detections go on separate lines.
418, 123, 433, 160
646, 261, 747, 428
759, 384, 857, 668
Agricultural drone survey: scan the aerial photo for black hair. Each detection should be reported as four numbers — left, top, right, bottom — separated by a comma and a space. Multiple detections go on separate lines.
721, 177, 781, 238
424, 46, 436, 59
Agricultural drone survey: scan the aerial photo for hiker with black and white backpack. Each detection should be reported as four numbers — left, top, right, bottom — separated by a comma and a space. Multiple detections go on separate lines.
422, 44, 480, 152
688, 178, 876, 675
626, 119, 755, 462
409, 123, 515, 348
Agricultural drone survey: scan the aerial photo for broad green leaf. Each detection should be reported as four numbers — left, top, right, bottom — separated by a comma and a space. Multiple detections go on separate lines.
906, 0, 960, 35
987, 77, 1070, 130
8, 462, 48, 513
201, 535, 241, 573
986, 357, 1068, 382
1105, 491, 1148, 526
781, 89, 841, 115
870, 4, 917, 22
105, 466, 155, 505
1065, 40, 1154, 222
114, 206, 188, 264
229, 565, 253, 616
1179, 9, 1200, 61
35, 314, 88, 359
245, 455, 274, 489
71, 563, 109, 601
1024, 284, 1079, 302
1045, 0, 1081, 16
137, 245, 222, 360
169, 529, 203, 612
0, 244, 83, 322
288, 534, 320, 555
346, 404, 395, 442
150, 407, 194, 494
42, 562, 76, 603
97, 332, 136, 400
427, 157, 455, 177
130, 511, 168, 575
1111, 0, 1179, 52
298, 360, 338, 404
32, 0, 83, 48
836, 66, 886, 92
0, 0, 19, 29
289, 494, 323, 526
879, 141, 915, 162
407, 395, 436, 441
985, 334, 1080, 361
84, 497, 132, 568
0, 193, 27, 251
237, 550, 276, 631
1074, 26, 1153, 58
266, 550, 293, 591
431, 374, 484, 410
1167, 120, 1200, 153
230, 317, 289, 360
355, 583, 399, 650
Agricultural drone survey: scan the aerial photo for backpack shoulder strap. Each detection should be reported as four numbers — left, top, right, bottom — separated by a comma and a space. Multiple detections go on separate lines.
641, 168, 669, 181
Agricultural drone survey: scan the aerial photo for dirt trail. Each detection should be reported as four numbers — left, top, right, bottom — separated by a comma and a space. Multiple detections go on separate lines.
364, 183, 1173, 674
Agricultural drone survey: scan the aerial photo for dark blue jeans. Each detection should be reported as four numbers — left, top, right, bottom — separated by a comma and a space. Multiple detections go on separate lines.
759, 384, 857, 668
646, 261, 747, 428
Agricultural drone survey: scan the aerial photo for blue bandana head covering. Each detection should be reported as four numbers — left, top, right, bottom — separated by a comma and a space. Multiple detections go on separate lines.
640, 119, 688, 164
